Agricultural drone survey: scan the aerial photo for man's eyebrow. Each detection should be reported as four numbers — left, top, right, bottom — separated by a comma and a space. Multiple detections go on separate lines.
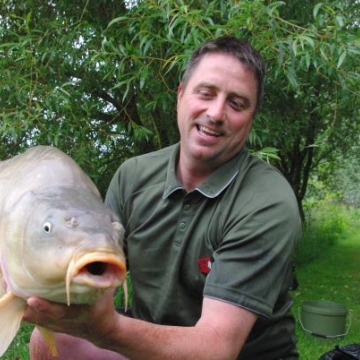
194, 82, 217, 90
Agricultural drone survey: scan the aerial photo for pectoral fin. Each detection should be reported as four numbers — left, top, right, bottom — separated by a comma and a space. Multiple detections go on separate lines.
0, 292, 26, 356
37, 326, 58, 357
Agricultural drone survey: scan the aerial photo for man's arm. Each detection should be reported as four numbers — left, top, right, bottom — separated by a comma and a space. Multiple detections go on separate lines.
24, 293, 257, 360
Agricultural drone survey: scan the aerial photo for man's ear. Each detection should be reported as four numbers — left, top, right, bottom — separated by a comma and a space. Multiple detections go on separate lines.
177, 84, 183, 106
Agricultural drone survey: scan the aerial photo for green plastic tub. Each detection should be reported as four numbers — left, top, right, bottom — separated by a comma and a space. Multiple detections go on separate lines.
299, 300, 350, 338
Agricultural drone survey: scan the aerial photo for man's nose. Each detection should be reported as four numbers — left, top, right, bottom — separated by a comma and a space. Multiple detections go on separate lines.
206, 98, 226, 123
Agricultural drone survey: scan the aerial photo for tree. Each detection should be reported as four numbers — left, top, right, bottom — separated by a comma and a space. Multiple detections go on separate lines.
1, 0, 359, 214
255, 0, 360, 218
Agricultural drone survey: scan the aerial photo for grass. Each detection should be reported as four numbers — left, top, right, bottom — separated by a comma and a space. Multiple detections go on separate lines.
292, 213, 360, 359
2, 323, 32, 360
3, 205, 360, 359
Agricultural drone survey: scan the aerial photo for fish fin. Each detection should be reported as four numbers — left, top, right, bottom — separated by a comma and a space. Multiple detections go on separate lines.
0, 292, 26, 356
123, 279, 128, 313
37, 326, 58, 357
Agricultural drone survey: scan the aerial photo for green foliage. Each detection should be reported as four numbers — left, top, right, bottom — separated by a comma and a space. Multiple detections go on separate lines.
305, 145, 360, 212
0, 0, 359, 207
295, 199, 350, 267
254, 1, 360, 218
325, 152, 360, 209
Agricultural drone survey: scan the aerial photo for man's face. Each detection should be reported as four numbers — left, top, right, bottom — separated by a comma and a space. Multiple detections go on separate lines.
177, 53, 258, 169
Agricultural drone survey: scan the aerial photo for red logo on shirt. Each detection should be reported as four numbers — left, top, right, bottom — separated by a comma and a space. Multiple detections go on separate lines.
197, 257, 212, 274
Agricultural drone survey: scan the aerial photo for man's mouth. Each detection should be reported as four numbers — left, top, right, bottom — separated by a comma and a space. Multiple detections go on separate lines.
197, 125, 221, 137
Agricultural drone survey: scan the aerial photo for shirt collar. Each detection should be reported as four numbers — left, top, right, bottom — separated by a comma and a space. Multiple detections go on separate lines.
163, 143, 243, 199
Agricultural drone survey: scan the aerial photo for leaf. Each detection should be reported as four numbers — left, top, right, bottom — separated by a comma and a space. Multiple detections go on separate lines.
313, 3, 323, 19
305, 52, 311, 69
106, 16, 128, 29
292, 39, 298, 56
251, 147, 280, 162
285, 67, 299, 89
337, 50, 346, 68
303, 35, 315, 48
336, 15, 344, 29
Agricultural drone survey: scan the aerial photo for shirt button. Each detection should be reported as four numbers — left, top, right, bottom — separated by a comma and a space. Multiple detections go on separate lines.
179, 222, 186, 229
183, 204, 190, 211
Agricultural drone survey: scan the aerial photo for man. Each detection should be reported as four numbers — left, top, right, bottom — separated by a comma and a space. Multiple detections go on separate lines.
25, 35, 301, 360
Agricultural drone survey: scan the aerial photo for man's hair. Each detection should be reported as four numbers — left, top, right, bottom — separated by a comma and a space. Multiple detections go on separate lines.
181, 36, 267, 113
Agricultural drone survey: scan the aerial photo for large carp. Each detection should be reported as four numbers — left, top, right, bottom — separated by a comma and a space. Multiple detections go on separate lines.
0, 146, 127, 357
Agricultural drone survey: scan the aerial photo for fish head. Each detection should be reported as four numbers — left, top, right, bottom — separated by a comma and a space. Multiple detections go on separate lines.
2, 187, 126, 305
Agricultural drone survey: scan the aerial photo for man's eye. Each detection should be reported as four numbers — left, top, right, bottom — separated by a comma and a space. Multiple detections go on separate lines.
198, 90, 212, 97
229, 99, 245, 110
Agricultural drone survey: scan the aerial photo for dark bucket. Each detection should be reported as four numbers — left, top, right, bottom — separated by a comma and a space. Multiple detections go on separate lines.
299, 300, 350, 338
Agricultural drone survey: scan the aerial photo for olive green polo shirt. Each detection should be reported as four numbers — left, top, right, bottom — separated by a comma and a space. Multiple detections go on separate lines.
105, 144, 301, 360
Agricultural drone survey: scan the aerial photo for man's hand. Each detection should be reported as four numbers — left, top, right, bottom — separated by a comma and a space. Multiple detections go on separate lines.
24, 294, 257, 360
23, 289, 118, 344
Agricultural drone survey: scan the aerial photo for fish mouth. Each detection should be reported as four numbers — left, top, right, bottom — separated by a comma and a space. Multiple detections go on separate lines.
66, 252, 126, 305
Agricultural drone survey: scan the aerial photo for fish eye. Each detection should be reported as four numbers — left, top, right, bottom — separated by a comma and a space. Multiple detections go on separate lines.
43, 222, 52, 233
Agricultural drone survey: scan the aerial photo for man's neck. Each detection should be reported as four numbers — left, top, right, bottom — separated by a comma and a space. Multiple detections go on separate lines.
176, 157, 214, 192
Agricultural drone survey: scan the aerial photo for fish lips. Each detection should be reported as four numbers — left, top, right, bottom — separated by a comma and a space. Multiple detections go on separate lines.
66, 251, 127, 305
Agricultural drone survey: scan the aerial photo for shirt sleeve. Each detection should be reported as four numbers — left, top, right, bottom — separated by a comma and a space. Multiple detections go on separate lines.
203, 168, 301, 318
105, 158, 137, 226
